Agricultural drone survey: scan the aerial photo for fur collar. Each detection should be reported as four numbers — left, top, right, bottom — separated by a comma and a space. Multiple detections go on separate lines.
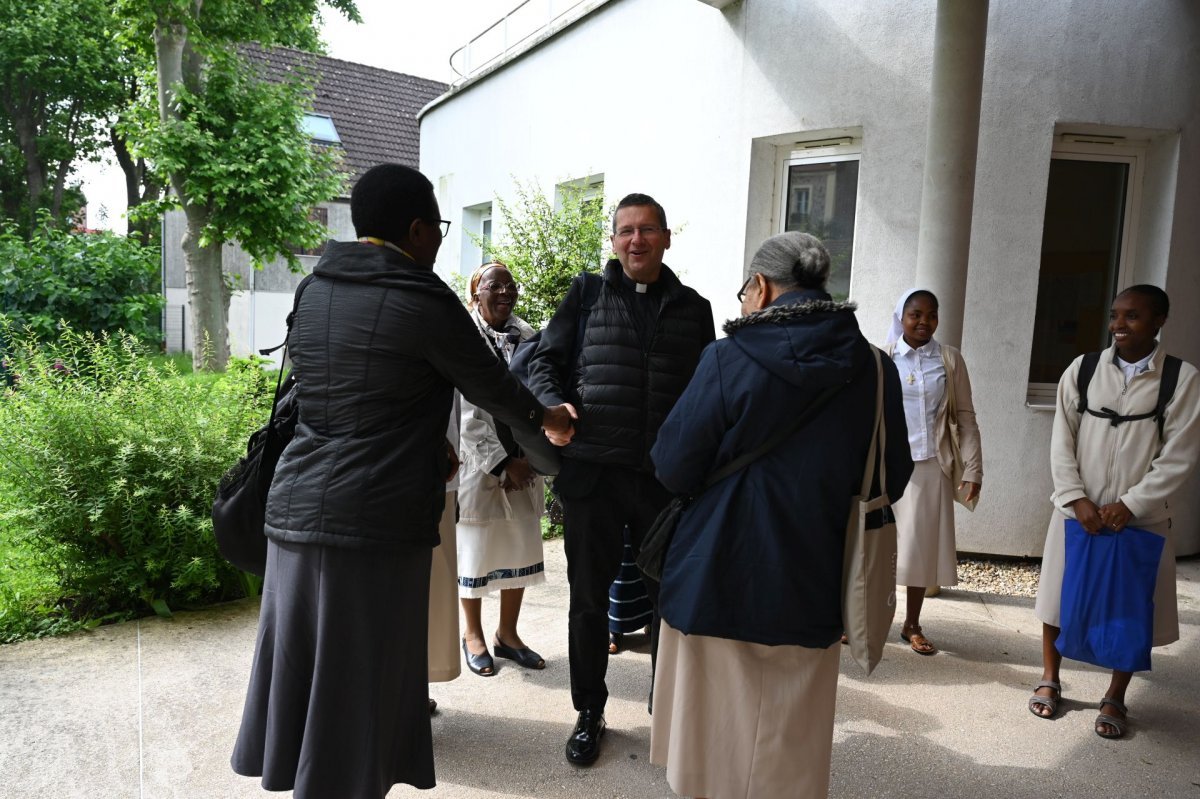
723, 298, 857, 335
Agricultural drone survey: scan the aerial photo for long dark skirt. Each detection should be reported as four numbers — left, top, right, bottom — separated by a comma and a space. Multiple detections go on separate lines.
231, 539, 435, 797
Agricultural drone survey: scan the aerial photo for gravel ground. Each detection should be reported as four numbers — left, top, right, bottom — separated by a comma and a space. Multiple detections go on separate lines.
954, 557, 1042, 597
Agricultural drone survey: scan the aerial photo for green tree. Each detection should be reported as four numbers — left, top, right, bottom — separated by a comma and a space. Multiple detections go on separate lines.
0, 217, 164, 345
119, 0, 359, 370
0, 0, 127, 231
486, 180, 611, 328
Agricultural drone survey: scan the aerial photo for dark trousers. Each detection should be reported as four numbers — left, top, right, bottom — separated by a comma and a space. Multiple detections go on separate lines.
560, 465, 670, 713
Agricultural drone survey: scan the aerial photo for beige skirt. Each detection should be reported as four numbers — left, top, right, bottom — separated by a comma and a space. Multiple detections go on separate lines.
893, 458, 958, 587
650, 620, 840, 799
1034, 509, 1178, 647
428, 492, 461, 683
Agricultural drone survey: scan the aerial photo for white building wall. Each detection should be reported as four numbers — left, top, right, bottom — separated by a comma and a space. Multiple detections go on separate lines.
420, 0, 1200, 555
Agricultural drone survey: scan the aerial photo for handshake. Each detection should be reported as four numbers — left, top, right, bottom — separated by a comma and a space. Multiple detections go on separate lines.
542, 403, 578, 447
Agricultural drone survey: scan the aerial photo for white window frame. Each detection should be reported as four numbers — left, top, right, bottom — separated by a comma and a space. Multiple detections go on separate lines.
1026, 136, 1145, 406
556, 172, 604, 210
460, 201, 494, 276
774, 137, 861, 234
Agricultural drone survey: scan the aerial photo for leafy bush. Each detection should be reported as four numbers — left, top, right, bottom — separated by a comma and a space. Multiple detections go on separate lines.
0, 325, 272, 639
485, 181, 611, 328
0, 218, 165, 345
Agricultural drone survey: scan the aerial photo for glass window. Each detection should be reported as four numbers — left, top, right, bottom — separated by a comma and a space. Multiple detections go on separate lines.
1028, 155, 1135, 388
781, 156, 859, 301
301, 114, 341, 143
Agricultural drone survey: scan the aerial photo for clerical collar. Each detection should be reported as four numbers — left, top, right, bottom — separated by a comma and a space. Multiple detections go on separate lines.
619, 271, 657, 294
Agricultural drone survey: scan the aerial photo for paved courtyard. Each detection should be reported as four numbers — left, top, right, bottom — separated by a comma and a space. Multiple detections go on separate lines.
2, 539, 1198, 798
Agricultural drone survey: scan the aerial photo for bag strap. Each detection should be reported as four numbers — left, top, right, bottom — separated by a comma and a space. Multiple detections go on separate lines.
260, 273, 315, 430
1076, 351, 1102, 416
1155, 355, 1182, 441
572, 272, 603, 366
696, 377, 846, 494
1078, 350, 1181, 443
858, 347, 891, 510
942, 347, 957, 422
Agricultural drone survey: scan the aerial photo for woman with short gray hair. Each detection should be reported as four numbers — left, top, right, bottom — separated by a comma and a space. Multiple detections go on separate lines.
648, 232, 913, 799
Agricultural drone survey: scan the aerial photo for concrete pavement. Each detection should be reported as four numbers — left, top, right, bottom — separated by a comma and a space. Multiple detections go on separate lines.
1, 540, 1197, 798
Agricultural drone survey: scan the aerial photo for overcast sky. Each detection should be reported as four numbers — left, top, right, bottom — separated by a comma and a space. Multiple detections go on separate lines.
319, 0, 501, 83
83, 0, 504, 229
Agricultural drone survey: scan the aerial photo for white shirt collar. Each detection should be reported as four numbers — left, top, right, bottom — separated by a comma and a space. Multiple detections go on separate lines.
894, 337, 941, 358
1116, 345, 1156, 374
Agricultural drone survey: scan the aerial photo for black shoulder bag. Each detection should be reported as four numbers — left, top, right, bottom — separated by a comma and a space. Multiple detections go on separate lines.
636, 380, 845, 582
211, 275, 313, 576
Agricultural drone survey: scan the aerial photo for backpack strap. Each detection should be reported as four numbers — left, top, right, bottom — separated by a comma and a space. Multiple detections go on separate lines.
1076, 351, 1101, 416
1155, 355, 1182, 441
575, 272, 603, 352
1078, 350, 1183, 444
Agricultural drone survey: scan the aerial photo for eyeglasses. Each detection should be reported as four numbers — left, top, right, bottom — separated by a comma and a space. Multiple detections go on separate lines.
736, 276, 753, 302
614, 225, 665, 240
480, 281, 520, 295
427, 219, 451, 238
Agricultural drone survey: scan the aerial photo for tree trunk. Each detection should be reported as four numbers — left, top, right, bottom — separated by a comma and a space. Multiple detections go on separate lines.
155, 13, 230, 371
181, 203, 229, 371
11, 108, 45, 226
111, 125, 161, 245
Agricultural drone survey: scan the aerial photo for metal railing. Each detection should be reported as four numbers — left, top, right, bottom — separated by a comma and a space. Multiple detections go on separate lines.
448, 0, 594, 84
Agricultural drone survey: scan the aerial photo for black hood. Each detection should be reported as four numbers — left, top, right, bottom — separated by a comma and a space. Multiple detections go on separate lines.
312, 240, 456, 297
723, 289, 865, 390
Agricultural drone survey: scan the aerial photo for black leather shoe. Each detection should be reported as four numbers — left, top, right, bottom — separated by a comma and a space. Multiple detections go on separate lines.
462, 638, 495, 676
494, 636, 546, 670
565, 709, 606, 766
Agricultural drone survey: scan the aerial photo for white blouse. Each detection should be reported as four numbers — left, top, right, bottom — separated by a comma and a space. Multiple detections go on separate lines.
892, 337, 945, 462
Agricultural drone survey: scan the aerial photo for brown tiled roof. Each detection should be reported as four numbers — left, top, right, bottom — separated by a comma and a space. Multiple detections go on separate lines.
240, 44, 447, 196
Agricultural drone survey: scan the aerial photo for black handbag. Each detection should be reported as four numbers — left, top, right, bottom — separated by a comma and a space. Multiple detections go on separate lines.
211, 373, 298, 576
636, 380, 845, 582
210, 275, 313, 576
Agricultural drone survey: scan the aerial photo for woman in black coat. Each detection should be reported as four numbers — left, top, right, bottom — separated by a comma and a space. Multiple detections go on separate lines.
647, 232, 912, 799
231, 164, 575, 798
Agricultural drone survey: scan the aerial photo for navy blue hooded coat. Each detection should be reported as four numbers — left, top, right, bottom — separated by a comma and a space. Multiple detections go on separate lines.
651, 290, 913, 648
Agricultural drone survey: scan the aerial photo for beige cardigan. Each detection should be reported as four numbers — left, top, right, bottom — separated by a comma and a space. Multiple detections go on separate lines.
1051, 344, 1200, 524
887, 341, 983, 486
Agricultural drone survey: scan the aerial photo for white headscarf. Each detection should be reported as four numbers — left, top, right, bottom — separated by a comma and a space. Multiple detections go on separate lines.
885, 287, 924, 346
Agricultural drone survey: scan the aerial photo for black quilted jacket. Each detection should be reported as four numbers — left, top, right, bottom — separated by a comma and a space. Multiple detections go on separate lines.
527, 259, 714, 471
264, 241, 544, 550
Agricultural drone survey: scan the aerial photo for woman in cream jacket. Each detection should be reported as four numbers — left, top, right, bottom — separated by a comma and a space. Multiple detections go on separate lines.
1030, 285, 1200, 739
884, 289, 983, 656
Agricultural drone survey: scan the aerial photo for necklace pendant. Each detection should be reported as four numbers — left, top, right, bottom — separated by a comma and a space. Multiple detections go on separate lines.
907, 372, 916, 385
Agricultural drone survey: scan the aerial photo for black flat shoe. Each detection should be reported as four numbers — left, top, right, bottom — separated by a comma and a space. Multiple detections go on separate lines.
565, 709, 605, 766
494, 636, 545, 670
462, 638, 495, 676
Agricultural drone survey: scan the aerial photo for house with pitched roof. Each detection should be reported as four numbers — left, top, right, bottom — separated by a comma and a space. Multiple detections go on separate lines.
162, 45, 445, 360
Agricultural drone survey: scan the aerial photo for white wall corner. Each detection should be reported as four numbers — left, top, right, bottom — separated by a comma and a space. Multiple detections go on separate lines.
695, 0, 740, 8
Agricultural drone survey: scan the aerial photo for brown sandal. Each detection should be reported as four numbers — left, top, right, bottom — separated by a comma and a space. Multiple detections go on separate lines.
900, 625, 938, 655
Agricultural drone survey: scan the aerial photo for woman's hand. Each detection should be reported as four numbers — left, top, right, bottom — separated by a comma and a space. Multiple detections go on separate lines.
444, 440, 461, 483
501, 457, 536, 492
959, 480, 981, 503
1069, 497, 1104, 533
1097, 500, 1132, 532
542, 403, 578, 446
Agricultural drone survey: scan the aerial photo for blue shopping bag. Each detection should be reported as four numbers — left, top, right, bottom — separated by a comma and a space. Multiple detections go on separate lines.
1055, 519, 1164, 672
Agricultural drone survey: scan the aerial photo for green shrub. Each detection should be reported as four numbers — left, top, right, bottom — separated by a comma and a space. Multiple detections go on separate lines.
0, 218, 165, 345
0, 325, 272, 639
485, 181, 611, 328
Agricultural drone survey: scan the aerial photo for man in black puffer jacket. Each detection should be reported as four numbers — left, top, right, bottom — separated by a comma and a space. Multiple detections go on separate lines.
528, 193, 715, 766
